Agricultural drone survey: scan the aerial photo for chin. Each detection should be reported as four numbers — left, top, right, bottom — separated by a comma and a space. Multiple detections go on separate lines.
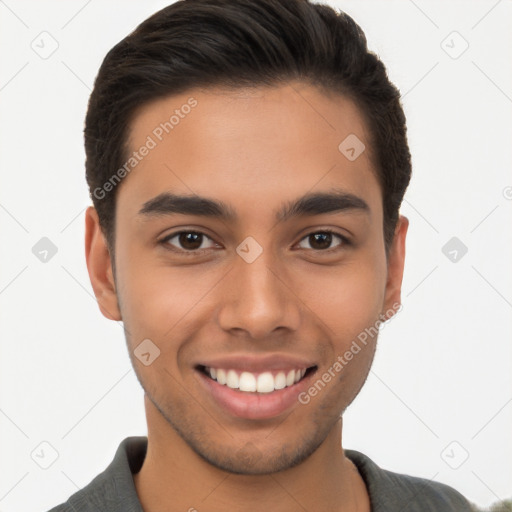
191, 437, 322, 475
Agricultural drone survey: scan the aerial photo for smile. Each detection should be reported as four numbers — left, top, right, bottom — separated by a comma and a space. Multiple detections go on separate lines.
196, 363, 318, 420
200, 366, 313, 393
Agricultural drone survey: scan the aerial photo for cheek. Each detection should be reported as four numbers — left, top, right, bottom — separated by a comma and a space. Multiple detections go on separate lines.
297, 254, 387, 338
116, 252, 218, 347
305, 261, 386, 402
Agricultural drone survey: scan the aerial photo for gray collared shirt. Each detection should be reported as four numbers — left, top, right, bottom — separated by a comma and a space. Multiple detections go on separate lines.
46, 436, 475, 511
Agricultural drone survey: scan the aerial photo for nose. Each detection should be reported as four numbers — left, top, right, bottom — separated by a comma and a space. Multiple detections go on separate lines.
216, 245, 301, 340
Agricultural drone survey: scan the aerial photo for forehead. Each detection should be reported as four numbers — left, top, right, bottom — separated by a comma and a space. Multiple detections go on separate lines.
118, 82, 381, 221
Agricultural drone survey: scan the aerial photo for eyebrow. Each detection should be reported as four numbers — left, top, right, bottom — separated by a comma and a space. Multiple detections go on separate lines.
138, 188, 370, 223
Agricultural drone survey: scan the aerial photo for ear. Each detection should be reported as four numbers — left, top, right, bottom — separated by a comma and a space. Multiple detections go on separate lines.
381, 215, 409, 321
84, 206, 122, 321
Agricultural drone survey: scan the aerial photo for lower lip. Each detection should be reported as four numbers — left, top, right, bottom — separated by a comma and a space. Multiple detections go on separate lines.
196, 369, 315, 420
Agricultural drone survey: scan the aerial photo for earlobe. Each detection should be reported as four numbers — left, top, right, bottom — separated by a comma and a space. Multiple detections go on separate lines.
382, 215, 409, 322
84, 206, 122, 321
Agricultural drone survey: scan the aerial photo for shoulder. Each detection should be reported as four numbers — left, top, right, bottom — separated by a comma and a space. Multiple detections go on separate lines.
44, 437, 147, 512
345, 449, 476, 512
45, 466, 123, 512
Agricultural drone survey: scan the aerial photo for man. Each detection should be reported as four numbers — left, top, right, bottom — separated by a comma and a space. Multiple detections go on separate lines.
48, 0, 475, 510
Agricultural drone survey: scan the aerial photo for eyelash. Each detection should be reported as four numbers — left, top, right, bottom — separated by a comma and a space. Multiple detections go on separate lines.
159, 229, 351, 257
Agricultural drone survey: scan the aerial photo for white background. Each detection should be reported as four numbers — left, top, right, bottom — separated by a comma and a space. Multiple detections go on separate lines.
0, 1, 511, 510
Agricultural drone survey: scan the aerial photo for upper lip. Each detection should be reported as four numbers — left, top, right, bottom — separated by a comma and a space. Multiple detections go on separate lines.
196, 353, 317, 373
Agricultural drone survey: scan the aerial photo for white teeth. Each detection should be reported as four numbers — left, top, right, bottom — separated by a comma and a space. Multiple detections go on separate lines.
274, 372, 286, 390
205, 366, 309, 393
239, 371, 257, 392
226, 370, 239, 389
216, 368, 227, 385
256, 372, 275, 393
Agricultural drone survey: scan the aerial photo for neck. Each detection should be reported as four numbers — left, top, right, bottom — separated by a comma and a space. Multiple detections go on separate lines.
134, 396, 369, 512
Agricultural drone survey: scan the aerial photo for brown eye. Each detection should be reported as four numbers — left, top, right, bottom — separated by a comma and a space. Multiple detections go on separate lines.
161, 231, 217, 253
297, 230, 348, 252
177, 232, 203, 250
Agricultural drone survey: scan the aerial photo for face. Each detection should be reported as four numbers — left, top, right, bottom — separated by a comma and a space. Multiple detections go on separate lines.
86, 82, 407, 475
